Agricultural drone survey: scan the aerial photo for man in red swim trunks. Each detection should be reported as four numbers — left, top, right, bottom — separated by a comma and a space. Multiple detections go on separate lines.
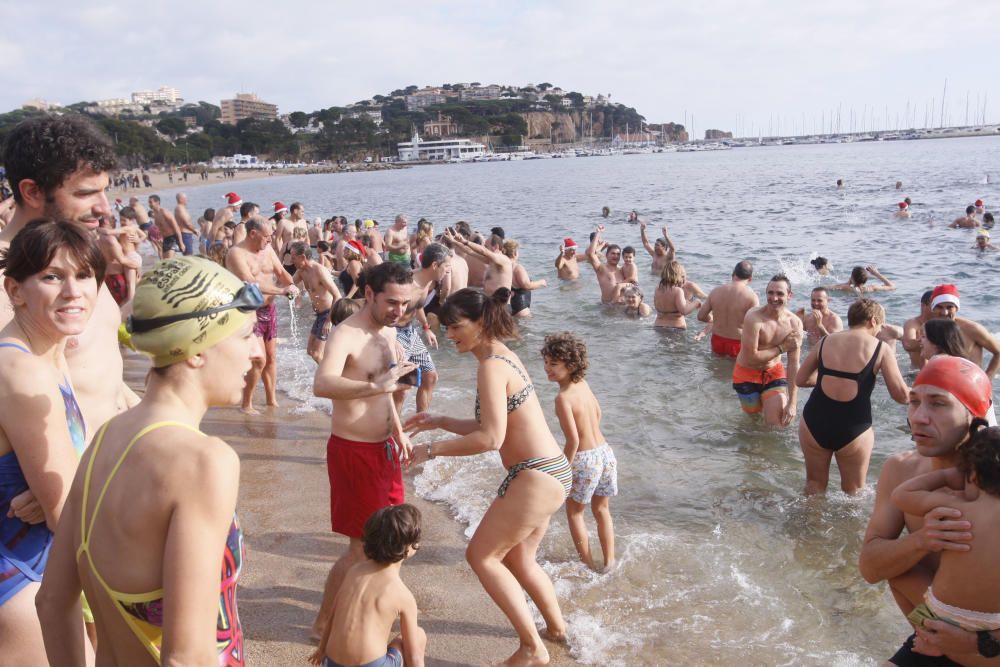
732, 274, 803, 427
311, 261, 417, 639
698, 260, 759, 358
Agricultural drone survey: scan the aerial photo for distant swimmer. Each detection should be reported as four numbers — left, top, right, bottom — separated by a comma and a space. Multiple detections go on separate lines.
975, 198, 985, 217
949, 205, 980, 229
895, 180, 903, 190
831, 264, 896, 294
809, 256, 831, 276
639, 222, 675, 275
895, 202, 912, 219
698, 260, 759, 358
554, 238, 580, 280
584, 224, 624, 304
732, 274, 802, 427
930, 284, 1000, 378
983, 212, 995, 229
902, 290, 934, 369
601, 205, 610, 218
975, 229, 999, 252
653, 260, 702, 329
795, 286, 843, 344
622, 285, 652, 317
836, 178, 844, 189
627, 210, 639, 223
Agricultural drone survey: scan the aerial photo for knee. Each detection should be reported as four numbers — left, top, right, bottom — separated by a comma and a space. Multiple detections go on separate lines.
565, 501, 585, 517
592, 503, 611, 520
424, 371, 438, 388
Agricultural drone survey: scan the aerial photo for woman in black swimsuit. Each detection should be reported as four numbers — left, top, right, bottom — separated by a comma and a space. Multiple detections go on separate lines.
795, 299, 909, 495
502, 240, 546, 318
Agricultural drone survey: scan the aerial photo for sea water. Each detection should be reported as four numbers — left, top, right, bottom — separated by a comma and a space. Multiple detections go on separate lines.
175, 136, 1000, 665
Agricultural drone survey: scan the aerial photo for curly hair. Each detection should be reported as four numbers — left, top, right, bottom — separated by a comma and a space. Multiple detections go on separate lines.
958, 426, 1000, 496
3, 114, 118, 205
362, 504, 422, 563
541, 332, 588, 383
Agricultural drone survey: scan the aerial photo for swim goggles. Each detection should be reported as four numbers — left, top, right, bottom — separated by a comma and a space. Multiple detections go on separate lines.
127, 282, 265, 333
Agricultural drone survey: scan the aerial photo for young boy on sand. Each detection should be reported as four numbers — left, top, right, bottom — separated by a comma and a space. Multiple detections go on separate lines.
542, 332, 618, 571
891, 426, 1000, 660
311, 504, 426, 667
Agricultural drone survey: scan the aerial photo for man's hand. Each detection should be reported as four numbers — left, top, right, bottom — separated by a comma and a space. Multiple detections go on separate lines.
639, 221, 647, 232
7, 489, 45, 524
424, 329, 438, 349
284, 285, 300, 299
781, 401, 797, 426
783, 328, 803, 351
404, 412, 440, 437
375, 362, 418, 394
596, 224, 605, 234
915, 506, 972, 552
915, 620, 978, 657
396, 431, 414, 463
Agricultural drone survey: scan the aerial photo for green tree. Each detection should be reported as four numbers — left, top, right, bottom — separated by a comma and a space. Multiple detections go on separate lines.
288, 111, 310, 128
156, 116, 188, 139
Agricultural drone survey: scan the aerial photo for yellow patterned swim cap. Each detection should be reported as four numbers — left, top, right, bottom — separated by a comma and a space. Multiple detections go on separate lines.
130, 257, 255, 367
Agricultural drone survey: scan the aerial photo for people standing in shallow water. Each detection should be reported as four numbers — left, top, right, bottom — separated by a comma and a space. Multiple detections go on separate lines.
37, 256, 263, 666
541, 333, 618, 572
795, 286, 843, 344
554, 238, 579, 280
503, 239, 547, 318
699, 260, 759, 358
796, 299, 908, 495
0, 220, 104, 665
407, 288, 570, 667
639, 222, 675, 276
653, 260, 702, 329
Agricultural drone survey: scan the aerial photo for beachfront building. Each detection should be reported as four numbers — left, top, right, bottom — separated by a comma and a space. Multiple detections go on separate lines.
221, 93, 279, 125
397, 129, 486, 161
423, 113, 461, 137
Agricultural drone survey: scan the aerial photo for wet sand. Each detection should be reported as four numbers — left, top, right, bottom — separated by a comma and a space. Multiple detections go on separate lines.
123, 350, 574, 666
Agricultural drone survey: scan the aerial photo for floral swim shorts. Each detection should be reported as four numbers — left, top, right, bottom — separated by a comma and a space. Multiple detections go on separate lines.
569, 444, 618, 504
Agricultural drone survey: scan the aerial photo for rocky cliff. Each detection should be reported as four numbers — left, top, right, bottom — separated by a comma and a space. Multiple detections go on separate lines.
520, 111, 688, 143
704, 129, 733, 140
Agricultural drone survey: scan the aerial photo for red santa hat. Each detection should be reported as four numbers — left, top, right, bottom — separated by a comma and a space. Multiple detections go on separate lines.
898, 202, 908, 209
345, 240, 365, 258
224, 192, 242, 207
930, 284, 960, 310
563, 238, 577, 248
273, 201, 288, 215
975, 199, 984, 207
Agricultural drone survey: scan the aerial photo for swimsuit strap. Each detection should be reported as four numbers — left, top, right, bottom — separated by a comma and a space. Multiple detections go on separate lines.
0, 342, 31, 354
818, 337, 882, 381
485, 354, 530, 383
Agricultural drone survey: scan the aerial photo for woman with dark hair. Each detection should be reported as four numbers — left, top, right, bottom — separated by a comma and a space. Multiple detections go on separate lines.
37, 256, 264, 666
831, 264, 895, 294
502, 239, 546, 318
406, 287, 570, 666
0, 219, 105, 664
921, 319, 969, 361
796, 299, 909, 495
809, 256, 831, 276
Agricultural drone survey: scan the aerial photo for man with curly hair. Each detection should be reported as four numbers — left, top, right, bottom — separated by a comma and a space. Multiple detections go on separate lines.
541, 332, 618, 571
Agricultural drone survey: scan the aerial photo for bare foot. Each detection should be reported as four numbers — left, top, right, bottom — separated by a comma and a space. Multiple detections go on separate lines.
266, 401, 279, 408
541, 627, 567, 644
493, 643, 550, 667
239, 406, 261, 416
602, 559, 616, 573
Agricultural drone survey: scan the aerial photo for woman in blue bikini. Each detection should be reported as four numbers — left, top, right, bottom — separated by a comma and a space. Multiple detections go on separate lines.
407, 287, 570, 667
0, 220, 103, 665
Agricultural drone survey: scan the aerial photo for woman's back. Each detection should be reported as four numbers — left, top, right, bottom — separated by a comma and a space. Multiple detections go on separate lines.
812, 330, 882, 402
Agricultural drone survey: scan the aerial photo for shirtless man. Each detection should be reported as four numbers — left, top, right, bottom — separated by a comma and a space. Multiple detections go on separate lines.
198, 208, 215, 255
795, 287, 843, 344
394, 244, 449, 412
698, 260, 759, 358
974, 198, 985, 218
232, 201, 259, 246
366, 219, 385, 255
225, 218, 299, 413
291, 242, 343, 363
859, 356, 999, 665
277, 202, 309, 274
554, 238, 580, 280
0, 114, 139, 443
930, 284, 1000, 378
950, 205, 980, 229
438, 237, 469, 296
455, 227, 486, 287
639, 222, 676, 275
129, 195, 150, 233
447, 228, 512, 296
384, 214, 411, 265
902, 290, 934, 370
308, 217, 322, 247
732, 274, 802, 427
210, 192, 241, 248
149, 194, 185, 258
584, 224, 624, 304
174, 192, 197, 256
311, 261, 416, 639
895, 202, 912, 219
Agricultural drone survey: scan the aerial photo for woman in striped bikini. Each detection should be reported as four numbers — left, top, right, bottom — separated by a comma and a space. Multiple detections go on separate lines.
407, 287, 570, 667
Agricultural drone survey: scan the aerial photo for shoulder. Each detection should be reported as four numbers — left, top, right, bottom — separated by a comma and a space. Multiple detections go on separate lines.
0, 348, 57, 392
878, 450, 923, 487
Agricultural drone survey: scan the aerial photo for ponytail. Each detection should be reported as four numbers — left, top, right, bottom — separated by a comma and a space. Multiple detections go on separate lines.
440, 287, 519, 341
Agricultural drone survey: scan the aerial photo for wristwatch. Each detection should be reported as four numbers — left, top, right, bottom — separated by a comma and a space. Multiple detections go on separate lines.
978, 630, 1000, 658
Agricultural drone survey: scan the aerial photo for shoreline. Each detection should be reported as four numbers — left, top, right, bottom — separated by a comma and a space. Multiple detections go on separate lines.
122, 349, 574, 666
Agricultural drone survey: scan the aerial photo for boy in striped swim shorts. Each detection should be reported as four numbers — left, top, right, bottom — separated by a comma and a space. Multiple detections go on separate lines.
541, 332, 618, 572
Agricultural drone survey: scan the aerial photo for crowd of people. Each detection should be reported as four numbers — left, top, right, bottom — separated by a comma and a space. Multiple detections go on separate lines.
0, 111, 998, 667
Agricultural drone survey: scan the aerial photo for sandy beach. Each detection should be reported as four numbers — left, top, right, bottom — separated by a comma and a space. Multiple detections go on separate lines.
123, 350, 575, 667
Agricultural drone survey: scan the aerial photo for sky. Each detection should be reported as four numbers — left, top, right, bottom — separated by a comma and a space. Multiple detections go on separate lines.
4, 0, 999, 137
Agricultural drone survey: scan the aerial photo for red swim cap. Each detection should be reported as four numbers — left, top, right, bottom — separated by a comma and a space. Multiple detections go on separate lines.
914, 356, 992, 419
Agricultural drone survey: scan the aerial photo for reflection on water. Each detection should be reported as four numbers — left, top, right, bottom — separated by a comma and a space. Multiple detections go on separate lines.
178, 136, 1000, 665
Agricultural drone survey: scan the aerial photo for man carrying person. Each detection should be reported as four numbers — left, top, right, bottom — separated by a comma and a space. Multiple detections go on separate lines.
584, 224, 624, 304
698, 260, 759, 358
930, 284, 1000, 378
232, 201, 260, 246
277, 201, 310, 274
384, 214, 411, 265
149, 194, 185, 258
174, 191, 197, 256
290, 242, 343, 363
902, 290, 935, 370
554, 238, 580, 280
639, 221, 676, 276
859, 356, 998, 665
795, 286, 843, 344
732, 274, 802, 426
311, 261, 416, 641
225, 218, 299, 414
210, 192, 241, 248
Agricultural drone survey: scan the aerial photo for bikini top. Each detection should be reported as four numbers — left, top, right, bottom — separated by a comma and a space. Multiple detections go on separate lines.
77, 421, 244, 665
475, 355, 534, 423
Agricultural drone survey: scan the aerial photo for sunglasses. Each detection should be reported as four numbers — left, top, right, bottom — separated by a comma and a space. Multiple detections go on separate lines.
127, 283, 265, 334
